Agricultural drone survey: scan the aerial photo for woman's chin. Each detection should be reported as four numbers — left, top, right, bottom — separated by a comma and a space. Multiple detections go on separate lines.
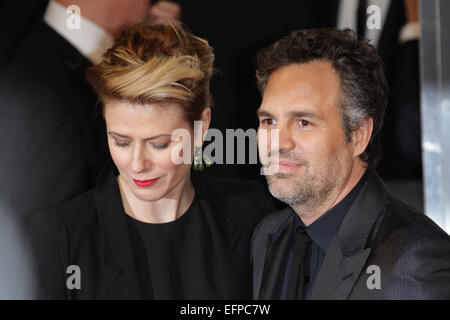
132, 188, 165, 202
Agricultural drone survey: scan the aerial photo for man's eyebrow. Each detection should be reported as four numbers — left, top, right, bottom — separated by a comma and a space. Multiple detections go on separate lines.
108, 132, 171, 140
256, 109, 274, 118
287, 111, 322, 120
256, 109, 322, 120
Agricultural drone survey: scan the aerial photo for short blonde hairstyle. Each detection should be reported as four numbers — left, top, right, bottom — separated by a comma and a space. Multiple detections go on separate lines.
86, 22, 215, 123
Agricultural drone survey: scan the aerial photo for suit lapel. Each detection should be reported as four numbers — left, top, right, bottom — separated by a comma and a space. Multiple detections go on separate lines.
251, 208, 293, 299
309, 238, 372, 299
192, 172, 242, 299
197, 197, 238, 298
310, 171, 388, 299
258, 220, 292, 299
95, 161, 151, 299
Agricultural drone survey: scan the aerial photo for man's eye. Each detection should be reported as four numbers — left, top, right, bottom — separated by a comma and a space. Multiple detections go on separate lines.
152, 143, 169, 150
114, 140, 130, 148
299, 119, 311, 127
261, 118, 276, 126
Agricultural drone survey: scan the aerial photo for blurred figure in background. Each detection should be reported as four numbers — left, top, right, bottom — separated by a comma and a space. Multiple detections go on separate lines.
329, 0, 422, 210
0, 0, 180, 298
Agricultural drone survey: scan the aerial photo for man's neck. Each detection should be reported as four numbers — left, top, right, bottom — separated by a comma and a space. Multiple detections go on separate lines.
44, 0, 114, 64
292, 162, 367, 226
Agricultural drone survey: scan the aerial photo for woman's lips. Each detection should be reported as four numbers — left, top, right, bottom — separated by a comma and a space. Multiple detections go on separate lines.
133, 178, 160, 187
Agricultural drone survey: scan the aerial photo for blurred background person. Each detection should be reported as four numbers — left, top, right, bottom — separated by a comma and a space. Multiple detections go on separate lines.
324, 0, 422, 210
0, 0, 180, 298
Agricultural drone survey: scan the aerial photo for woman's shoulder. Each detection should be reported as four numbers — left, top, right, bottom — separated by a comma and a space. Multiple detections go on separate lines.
30, 188, 98, 235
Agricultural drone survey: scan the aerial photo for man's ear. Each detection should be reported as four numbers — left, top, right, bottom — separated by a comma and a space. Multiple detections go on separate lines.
351, 117, 373, 158
201, 107, 211, 140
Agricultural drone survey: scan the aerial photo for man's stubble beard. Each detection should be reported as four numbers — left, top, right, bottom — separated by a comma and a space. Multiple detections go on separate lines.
265, 152, 349, 210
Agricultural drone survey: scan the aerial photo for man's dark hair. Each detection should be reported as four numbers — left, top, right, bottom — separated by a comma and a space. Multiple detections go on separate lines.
256, 28, 388, 169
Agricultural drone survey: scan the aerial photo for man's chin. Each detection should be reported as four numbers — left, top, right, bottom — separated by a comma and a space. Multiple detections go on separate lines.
265, 172, 294, 180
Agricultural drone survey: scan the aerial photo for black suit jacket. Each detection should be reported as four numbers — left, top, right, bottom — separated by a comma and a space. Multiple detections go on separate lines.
0, 0, 48, 73
252, 171, 450, 299
29, 160, 276, 299
0, 19, 108, 229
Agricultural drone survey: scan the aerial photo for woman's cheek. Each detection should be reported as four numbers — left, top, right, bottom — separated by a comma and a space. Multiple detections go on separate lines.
153, 147, 183, 169
109, 145, 130, 171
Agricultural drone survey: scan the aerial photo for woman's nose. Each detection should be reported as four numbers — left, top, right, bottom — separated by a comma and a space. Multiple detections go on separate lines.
131, 144, 150, 173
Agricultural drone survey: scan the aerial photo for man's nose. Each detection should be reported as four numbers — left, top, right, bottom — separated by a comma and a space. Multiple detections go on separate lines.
277, 126, 295, 152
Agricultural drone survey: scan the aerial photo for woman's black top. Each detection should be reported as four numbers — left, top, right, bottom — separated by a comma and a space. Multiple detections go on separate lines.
128, 193, 223, 299
29, 160, 276, 299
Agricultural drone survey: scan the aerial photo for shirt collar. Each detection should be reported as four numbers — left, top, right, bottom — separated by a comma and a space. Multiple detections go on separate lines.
294, 171, 369, 252
43, 0, 114, 64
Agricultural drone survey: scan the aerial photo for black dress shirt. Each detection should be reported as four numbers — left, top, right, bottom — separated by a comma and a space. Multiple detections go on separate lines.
280, 173, 368, 299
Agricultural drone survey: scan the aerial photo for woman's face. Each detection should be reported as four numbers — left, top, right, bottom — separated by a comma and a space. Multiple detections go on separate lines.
104, 100, 204, 202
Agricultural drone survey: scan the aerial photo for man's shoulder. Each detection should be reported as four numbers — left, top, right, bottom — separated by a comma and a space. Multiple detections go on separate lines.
356, 171, 449, 244
2, 19, 86, 90
384, 191, 450, 243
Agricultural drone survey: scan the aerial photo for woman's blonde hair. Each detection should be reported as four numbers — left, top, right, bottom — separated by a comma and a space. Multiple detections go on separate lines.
86, 22, 215, 123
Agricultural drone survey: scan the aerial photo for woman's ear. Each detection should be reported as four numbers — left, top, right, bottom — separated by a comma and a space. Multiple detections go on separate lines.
351, 117, 373, 158
201, 107, 211, 140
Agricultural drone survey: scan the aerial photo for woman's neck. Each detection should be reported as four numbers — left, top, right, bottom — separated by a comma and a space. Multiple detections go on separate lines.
118, 174, 196, 224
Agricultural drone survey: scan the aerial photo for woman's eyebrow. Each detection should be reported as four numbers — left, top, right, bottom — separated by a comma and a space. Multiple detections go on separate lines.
107, 132, 172, 140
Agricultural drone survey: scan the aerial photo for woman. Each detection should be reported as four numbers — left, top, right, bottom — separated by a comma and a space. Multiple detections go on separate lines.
29, 22, 275, 299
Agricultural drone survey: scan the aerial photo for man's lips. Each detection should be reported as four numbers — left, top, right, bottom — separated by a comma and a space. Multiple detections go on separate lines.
277, 161, 303, 167
267, 160, 304, 173
133, 178, 160, 187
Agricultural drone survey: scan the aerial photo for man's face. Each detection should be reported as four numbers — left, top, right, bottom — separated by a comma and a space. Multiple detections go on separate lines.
257, 61, 358, 208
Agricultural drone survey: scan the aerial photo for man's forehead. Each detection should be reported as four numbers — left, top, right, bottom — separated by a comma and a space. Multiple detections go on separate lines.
260, 93, 317, 111
265, 61, 339, 93
260, 89, 334, 114
261, 63, 340, 114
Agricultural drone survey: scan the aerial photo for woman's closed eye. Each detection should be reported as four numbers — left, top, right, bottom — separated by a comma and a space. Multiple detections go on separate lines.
114, 140, 130, 148
152, 143, 169, 150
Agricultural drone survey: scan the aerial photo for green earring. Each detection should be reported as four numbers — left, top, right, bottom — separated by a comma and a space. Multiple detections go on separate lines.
194, 151, 204, 171
203, 153, 213, 167
193, 148, 213, 171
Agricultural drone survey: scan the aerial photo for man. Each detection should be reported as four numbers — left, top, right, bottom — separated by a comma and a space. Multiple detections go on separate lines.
252, 28, 450, 300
